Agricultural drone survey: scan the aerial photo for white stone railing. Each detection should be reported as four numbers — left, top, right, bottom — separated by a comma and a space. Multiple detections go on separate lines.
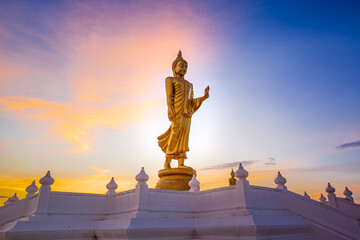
283, 190, 360, 239
335, 197, 360, 217
105, 189, 137, 218
249, 185, 283, 209
147, 188, 193, 212
47, 191, 107, 217
0, 195, 38, 226
194, 185, 240, 212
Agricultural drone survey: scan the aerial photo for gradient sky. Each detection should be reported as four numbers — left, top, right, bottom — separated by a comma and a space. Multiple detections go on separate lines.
0, 0, 359, 205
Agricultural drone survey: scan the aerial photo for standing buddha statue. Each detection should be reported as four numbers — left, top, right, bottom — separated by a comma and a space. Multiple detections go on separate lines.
158, 50, 210, 169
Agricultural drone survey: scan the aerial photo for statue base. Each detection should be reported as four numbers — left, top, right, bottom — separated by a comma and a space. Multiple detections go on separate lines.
155, 167, 196, 191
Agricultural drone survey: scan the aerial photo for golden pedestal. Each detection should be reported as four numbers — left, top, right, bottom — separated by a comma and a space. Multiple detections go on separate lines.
155, 167, 196, 191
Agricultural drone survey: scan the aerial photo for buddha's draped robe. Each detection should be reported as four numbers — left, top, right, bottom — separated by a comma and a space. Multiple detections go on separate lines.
158, 77, 203, 159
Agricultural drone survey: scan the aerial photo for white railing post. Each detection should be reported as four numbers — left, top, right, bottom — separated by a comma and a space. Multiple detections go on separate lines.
134, 167, 149, 212
35, 171, 54, 214
326, 183, 337, 208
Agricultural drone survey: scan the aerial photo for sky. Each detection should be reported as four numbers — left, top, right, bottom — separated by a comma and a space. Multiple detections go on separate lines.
0, 0, 359, 205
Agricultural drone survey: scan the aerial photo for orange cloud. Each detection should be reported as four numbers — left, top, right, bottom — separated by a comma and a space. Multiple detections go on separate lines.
0, 166, 137, 206
0, 96, 161, 153
53, 166, 135, 193
0, 176, 29, 206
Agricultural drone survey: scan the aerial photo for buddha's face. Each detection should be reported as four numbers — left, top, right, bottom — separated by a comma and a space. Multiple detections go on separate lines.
174, 61, 187, 77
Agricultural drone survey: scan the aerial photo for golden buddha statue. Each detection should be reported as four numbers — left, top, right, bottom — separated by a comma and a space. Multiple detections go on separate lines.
158, 50, 209, 169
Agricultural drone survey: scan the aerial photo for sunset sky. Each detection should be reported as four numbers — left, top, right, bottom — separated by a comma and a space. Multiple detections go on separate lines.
1, 0, 360, 205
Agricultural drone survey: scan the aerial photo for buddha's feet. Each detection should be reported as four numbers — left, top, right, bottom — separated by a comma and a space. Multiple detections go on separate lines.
178, 164, 192, 169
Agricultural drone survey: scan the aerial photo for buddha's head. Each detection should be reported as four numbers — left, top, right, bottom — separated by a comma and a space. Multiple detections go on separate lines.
172, 50, 188, 78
